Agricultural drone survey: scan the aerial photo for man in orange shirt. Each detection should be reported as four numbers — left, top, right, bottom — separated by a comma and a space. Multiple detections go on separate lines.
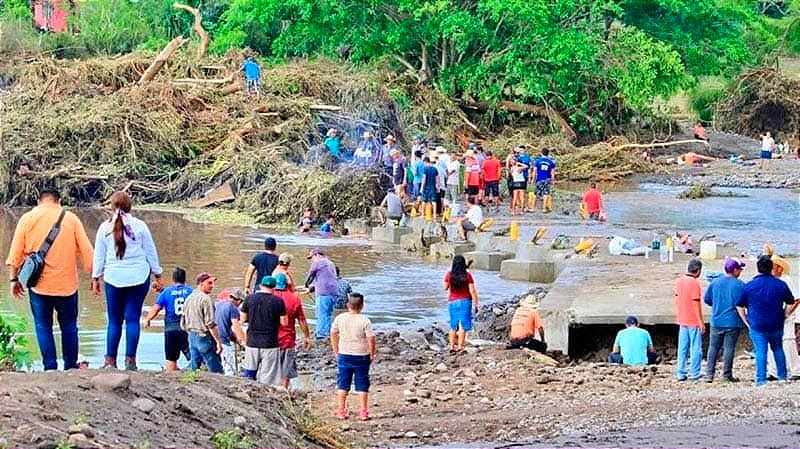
463, 149, 481, 203
582, 182, 604, 220
6, 190, 94, 371
481, 151, 502, 212
674, 258, 705, 381
506, 295, 546, 353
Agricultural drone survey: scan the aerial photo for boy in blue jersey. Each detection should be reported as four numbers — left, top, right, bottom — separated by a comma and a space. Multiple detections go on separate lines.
240, 55, 261, 96
145, 267, 194, 371
532, 147, 556, 213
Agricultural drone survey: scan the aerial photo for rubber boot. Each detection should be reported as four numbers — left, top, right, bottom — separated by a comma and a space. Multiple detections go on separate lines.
124, 356, 138, 371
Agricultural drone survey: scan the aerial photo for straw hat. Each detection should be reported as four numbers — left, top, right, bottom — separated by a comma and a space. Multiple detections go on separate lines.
518, 294, 539, 309
385, 134, 396, 142
772, 256, 790, 275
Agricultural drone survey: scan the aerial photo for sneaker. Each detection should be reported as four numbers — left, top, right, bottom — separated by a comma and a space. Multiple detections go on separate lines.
335, 408, 347, 420
703, 377, 713, 383
723, 376, 740, 383
359, 409, 370, 421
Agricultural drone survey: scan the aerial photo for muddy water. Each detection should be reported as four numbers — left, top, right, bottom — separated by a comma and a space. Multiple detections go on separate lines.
0, 208, 530, 370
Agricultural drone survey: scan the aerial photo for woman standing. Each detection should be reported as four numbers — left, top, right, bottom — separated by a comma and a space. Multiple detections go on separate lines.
443, 255, 479, 353
92, 192, 163, 370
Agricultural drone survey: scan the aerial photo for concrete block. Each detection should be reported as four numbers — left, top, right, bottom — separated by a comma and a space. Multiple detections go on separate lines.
515, 243, 552, 262
491, 236, 520, 255
400, 232, 441, 252
500, 259, 558, 283
430, 241, 475, 259
467, 233, 496, 252
342, 218, 372, 236
463, 251, 514, 271
371, 226, 412, 244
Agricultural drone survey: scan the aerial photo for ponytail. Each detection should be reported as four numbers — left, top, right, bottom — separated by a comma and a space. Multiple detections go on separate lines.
113, 212, 127, 259
108, 191, 133, 260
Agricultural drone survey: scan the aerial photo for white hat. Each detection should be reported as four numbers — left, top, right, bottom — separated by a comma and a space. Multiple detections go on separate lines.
385, 134, 396, 141
519, 294, 539, 309
465, 149, 475, 157
436, 146, 447, 153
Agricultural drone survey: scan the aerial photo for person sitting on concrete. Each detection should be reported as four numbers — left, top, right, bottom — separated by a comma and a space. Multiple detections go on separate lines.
507, 295, 546, 353
609, 316, 659, 366
379, 185, 405, 226
456, 197, 483, 241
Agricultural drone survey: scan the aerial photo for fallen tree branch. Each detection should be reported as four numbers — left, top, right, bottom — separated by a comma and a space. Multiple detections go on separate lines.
138, 36, 189, 84
173, 2, 209, 59
172, 74, 234, 85
614, 139, 710, 150
221, 81, 243, 96
497, 101, 577, 142
310, 104, 342, 111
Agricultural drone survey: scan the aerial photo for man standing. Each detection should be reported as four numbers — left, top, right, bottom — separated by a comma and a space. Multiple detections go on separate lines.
481, 151, 502, 212
181, 273, 224, 374
244, 236, 278, 295
582, 182, 604, 221
390, 149, 406, 192
420, 157, 440, 219
305, 248, 339, 339
215, 288, 247, 376
456, 197, 484, 241
381, 135, 397, 170
145, 266, 193, 372
760, 131, 775, 170
703, 258, 746, 382
273, 273, 311, 388
241, 276, 288, 385
514, 145, 532, 202
609, 316, 658, 366
445, 153, 461, 207
736, 255, 796, 386
6, 189, 94, 371
463, 149, 481, 203
507, 295, 546, 352
765, 257, 800, 380
532, 148, 556, 213
674, 259, 705, 381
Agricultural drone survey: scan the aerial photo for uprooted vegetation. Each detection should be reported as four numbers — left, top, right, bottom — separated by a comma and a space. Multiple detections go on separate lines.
0, 50, 661, 221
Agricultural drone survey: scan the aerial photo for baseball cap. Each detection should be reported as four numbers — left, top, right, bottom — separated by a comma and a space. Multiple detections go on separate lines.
260, 275, 277, 288
724, 258, 746, 273
196, 272, 216, 284
307, 247, 324, 259
229, 288, 246, 301
772, 256, 790, 275
625, 316, 638, 326
274, 273, 288, 290
278, 252, 293, 264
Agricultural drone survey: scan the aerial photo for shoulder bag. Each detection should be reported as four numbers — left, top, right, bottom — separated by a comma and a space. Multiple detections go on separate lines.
18, 209, 66, 288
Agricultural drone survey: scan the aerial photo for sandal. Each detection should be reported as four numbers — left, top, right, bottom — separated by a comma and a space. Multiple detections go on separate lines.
359, 409, 370, 421
335, 408, 348, 420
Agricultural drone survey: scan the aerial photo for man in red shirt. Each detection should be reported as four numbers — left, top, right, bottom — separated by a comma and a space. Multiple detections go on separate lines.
675, 259, 705, 381
582, 182, 604, 220
273, 273, 311, 388
481, 151, 502, 212
463, 149, 481, 203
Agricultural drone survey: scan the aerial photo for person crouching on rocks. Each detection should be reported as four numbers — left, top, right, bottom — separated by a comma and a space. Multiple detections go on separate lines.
443, 255, 479, 353
507, 294, 547, 353
331, 293, 376, 420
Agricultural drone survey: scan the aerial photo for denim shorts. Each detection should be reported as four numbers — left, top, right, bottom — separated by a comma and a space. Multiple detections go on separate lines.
760, 150, 772, 160
336, 354, 371, 392
448, 299, 473, 331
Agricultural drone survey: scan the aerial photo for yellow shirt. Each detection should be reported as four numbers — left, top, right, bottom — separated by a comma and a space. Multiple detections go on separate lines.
6, 203, 93, 296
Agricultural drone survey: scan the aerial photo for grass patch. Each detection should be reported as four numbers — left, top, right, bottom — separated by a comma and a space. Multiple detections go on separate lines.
678, 182, 749, 199
280, 398, 347, 448
211, 429, 254, 449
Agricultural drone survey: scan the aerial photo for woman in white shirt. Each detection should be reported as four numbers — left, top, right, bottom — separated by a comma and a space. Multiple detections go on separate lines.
92, 191, 164, 370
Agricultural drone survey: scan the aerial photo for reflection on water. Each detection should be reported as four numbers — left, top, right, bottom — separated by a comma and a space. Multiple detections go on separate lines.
0, 208, 529, 370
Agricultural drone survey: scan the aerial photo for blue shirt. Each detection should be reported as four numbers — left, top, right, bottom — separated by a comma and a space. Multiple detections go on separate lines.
534, 156, 556, 181
324, 137, 341, 157
736, 274, 795, 333
214, 300, 241, 345
704, 276, 745, 328
613, 326, 653, 366
515, 154, 532, 181
335, 278, 353, 309
320, 222, 332, 233
92, 214, 163, 288
422, 166, 438, 191
412, 160, 425, 183
241, 60, 260, 81
156, 284, 193, 331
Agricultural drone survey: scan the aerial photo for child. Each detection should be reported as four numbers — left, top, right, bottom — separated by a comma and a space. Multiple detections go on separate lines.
320, 215, 335, 234
144, 267, 193, 371
297, 208, 314, 233
331, 293, 376, 420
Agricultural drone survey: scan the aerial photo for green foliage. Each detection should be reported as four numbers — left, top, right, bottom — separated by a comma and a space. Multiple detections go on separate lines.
0, 0, 31, 20
211, 429, 254, 449
180, 369, 201, 383
0, 314, 32, 371
690, 76, 728, 122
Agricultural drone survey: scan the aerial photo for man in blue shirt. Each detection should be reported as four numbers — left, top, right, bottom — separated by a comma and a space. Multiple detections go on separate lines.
704, 258, 746, 382
240, 55, 261, 96
514, 145, 532, 193
145, 267, 193, 371
324, 128, 341, 161
532, 147, 556, 213
609, 316, 658, 366
215, 288, 246, 376
736, 255, 797, 385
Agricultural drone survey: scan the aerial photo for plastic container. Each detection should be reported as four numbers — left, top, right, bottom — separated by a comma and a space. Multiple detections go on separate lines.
665, 236, 674, 263
651, 234, 661, 250
699, 240, 717, 260
510, 220, 519, 241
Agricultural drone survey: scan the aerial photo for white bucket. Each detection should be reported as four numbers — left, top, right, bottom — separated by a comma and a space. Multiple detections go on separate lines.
699, 240, 717, 260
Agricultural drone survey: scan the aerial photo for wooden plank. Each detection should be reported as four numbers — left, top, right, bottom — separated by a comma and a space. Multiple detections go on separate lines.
189, 181, 235, 208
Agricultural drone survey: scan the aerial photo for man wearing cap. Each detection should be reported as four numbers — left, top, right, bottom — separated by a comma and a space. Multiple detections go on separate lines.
244, 236, 279, 295
507, 295, 546, 353
145, 266, 193, 372
273, 273, 311, 388
736, 255, 796, 386
381, 135, 397, 169
215, 288, 247, 376
272, 252, 296, 292
674, 259, 705, 381
324, 128, 341, 161
514, 145, 532, 198
181, 273, 224, 374
609, 316, 658, 366
703, 258, 746, 382
305, 248, 339, 339
766, 256, 800, 380
241, 276, 288, 385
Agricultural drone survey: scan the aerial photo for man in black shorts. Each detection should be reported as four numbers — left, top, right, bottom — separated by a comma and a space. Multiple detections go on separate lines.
145, 267, 193, 371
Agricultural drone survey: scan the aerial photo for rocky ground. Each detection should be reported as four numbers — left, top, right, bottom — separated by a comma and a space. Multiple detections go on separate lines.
651, 157, 800, 189
300, 291, 800, 448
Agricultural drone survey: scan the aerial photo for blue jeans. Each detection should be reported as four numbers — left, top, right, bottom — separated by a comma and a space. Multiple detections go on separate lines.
750, 329, 786, 385
705, 326, 741, 379
315, 294, 336, 339
104, 279, 149, 359
676, 325, 703, 379
29, 290, 79, 371
188, 332, 223, 374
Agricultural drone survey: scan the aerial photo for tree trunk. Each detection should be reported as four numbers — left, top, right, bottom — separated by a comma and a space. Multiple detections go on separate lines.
138, 36, 189, 84
173, 2, 210, 59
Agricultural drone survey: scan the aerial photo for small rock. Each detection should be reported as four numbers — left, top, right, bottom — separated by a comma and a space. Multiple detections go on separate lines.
428, 344, 442, 352
132, 398, 156, 414
90, 373, 131, 392
422, 431, 432, 438
67, 424, 94, 438
464, 346, 479, 355
403, 389, 414, 396
233, 416, 247, 427
492, 307, 503, 316
536, 375, 555, 384
229, 391, 253, 404
378, 347, 394, 355
435, 363, 447, 372
435, 394, 453, 402
480, 397, 491, 404
405, 396, 419, 404
418, 390, 432, 398
404, 431, 419, 438
67, 432, 90, 448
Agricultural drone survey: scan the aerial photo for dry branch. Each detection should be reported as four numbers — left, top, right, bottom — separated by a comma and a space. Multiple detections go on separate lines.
138, 36, 189, 84
615, 139, 710, 150
310, 104, 342, 111
173, 2, 210, 59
